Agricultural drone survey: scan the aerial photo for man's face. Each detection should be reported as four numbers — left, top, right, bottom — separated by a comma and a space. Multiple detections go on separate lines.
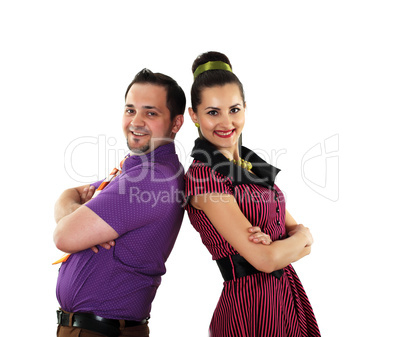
123, 83, 182, 155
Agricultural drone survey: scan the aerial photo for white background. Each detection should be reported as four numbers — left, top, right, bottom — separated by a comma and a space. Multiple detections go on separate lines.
1, 1, 401, 336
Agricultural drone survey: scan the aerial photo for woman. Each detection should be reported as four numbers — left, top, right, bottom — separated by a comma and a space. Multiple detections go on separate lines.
184, 52, 320, 336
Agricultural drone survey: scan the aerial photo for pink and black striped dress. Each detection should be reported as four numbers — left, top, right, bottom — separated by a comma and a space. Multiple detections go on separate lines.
184, 138, 320, 337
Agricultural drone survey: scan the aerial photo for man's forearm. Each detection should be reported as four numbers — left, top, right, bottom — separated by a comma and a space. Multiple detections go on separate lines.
54, 188, 82, 223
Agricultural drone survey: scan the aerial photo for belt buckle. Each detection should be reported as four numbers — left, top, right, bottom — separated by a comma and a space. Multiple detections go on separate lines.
56, 310, 64, 325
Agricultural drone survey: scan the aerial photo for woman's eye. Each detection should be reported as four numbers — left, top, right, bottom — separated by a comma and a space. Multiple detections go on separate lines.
207, 110, 218, 116
230, 108, 240, 114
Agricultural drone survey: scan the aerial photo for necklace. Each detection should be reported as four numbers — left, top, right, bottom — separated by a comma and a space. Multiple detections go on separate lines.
231, 158, 252, 170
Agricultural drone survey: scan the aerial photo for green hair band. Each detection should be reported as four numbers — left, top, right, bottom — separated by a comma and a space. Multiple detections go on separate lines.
193, 61, 232, 79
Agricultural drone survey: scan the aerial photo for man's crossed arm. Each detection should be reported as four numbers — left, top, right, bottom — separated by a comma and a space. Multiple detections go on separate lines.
53, 185, 119, 254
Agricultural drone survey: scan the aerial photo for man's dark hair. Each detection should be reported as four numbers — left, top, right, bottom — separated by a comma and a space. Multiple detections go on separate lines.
125, 69, 186, 120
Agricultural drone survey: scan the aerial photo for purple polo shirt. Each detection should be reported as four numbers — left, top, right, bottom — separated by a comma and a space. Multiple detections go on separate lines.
56, 142, 184, 320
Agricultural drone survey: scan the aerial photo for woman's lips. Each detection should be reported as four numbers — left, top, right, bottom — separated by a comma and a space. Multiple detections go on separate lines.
214, 129, 235, 138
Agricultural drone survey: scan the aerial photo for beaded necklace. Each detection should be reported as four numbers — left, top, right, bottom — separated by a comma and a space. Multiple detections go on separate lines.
231, 158, 252, 171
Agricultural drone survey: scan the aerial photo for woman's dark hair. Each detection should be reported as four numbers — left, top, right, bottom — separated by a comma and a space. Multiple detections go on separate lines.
125, 68, 186, 120
190, 51, 245, 111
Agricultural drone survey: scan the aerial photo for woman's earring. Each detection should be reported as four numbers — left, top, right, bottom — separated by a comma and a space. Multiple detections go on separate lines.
195, 122, 200, 128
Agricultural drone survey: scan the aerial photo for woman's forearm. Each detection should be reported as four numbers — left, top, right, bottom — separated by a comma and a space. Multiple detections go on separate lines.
263, 232, 310, 272
192, 194, 312, 274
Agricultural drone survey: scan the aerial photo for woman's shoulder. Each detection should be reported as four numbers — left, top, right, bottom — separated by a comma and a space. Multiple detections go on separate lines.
184, 160, 234, 196
185, 160, 231, 181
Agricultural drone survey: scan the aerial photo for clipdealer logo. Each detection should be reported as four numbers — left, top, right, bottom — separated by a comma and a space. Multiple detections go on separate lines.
63, 134, 339, 202
301, 134, 339, 202
64, 135, 126, 183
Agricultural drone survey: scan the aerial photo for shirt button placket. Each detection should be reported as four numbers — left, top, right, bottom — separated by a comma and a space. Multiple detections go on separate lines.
274, 189, 282, 239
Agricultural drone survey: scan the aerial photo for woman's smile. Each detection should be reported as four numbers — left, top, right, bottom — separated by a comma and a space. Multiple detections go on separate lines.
189, 83, 246, 159
214, 129, 236, 138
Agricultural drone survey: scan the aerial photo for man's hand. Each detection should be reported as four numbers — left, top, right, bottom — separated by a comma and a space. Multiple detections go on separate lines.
80, 185, 96, 204
91, 240, 116, 253
247, 226, 272, 245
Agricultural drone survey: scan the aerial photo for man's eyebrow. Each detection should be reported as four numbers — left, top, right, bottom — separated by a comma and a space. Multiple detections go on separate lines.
125, 104, 161, 112
143, 105, 161, 111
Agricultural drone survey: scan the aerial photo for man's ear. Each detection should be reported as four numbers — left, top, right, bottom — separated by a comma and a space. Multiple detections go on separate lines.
171, 114, 184, 134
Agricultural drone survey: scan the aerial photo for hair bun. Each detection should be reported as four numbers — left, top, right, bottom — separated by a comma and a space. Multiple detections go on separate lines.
192, 51, 232, 74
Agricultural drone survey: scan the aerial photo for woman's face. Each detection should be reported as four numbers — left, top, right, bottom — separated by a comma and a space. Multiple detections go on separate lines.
189, 83, 245, 158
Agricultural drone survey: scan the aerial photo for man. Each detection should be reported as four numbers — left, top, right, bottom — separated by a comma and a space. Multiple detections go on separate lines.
54, 69, 186, 337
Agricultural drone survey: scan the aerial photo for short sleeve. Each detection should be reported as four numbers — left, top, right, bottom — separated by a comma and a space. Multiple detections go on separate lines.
185, 161, 233, 197
86, 167, 183, 236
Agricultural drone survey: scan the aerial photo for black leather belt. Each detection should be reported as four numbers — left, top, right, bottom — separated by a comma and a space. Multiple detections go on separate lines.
56, 310, 147, 337
216, 254, 284, 281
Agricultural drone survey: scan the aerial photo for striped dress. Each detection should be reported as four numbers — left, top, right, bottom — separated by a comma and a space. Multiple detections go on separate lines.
184, 138, 320, 337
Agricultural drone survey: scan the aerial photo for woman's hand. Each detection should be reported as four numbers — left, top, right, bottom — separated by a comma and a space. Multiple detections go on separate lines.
248, 227, 272, 245
288, 224, 314, 247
